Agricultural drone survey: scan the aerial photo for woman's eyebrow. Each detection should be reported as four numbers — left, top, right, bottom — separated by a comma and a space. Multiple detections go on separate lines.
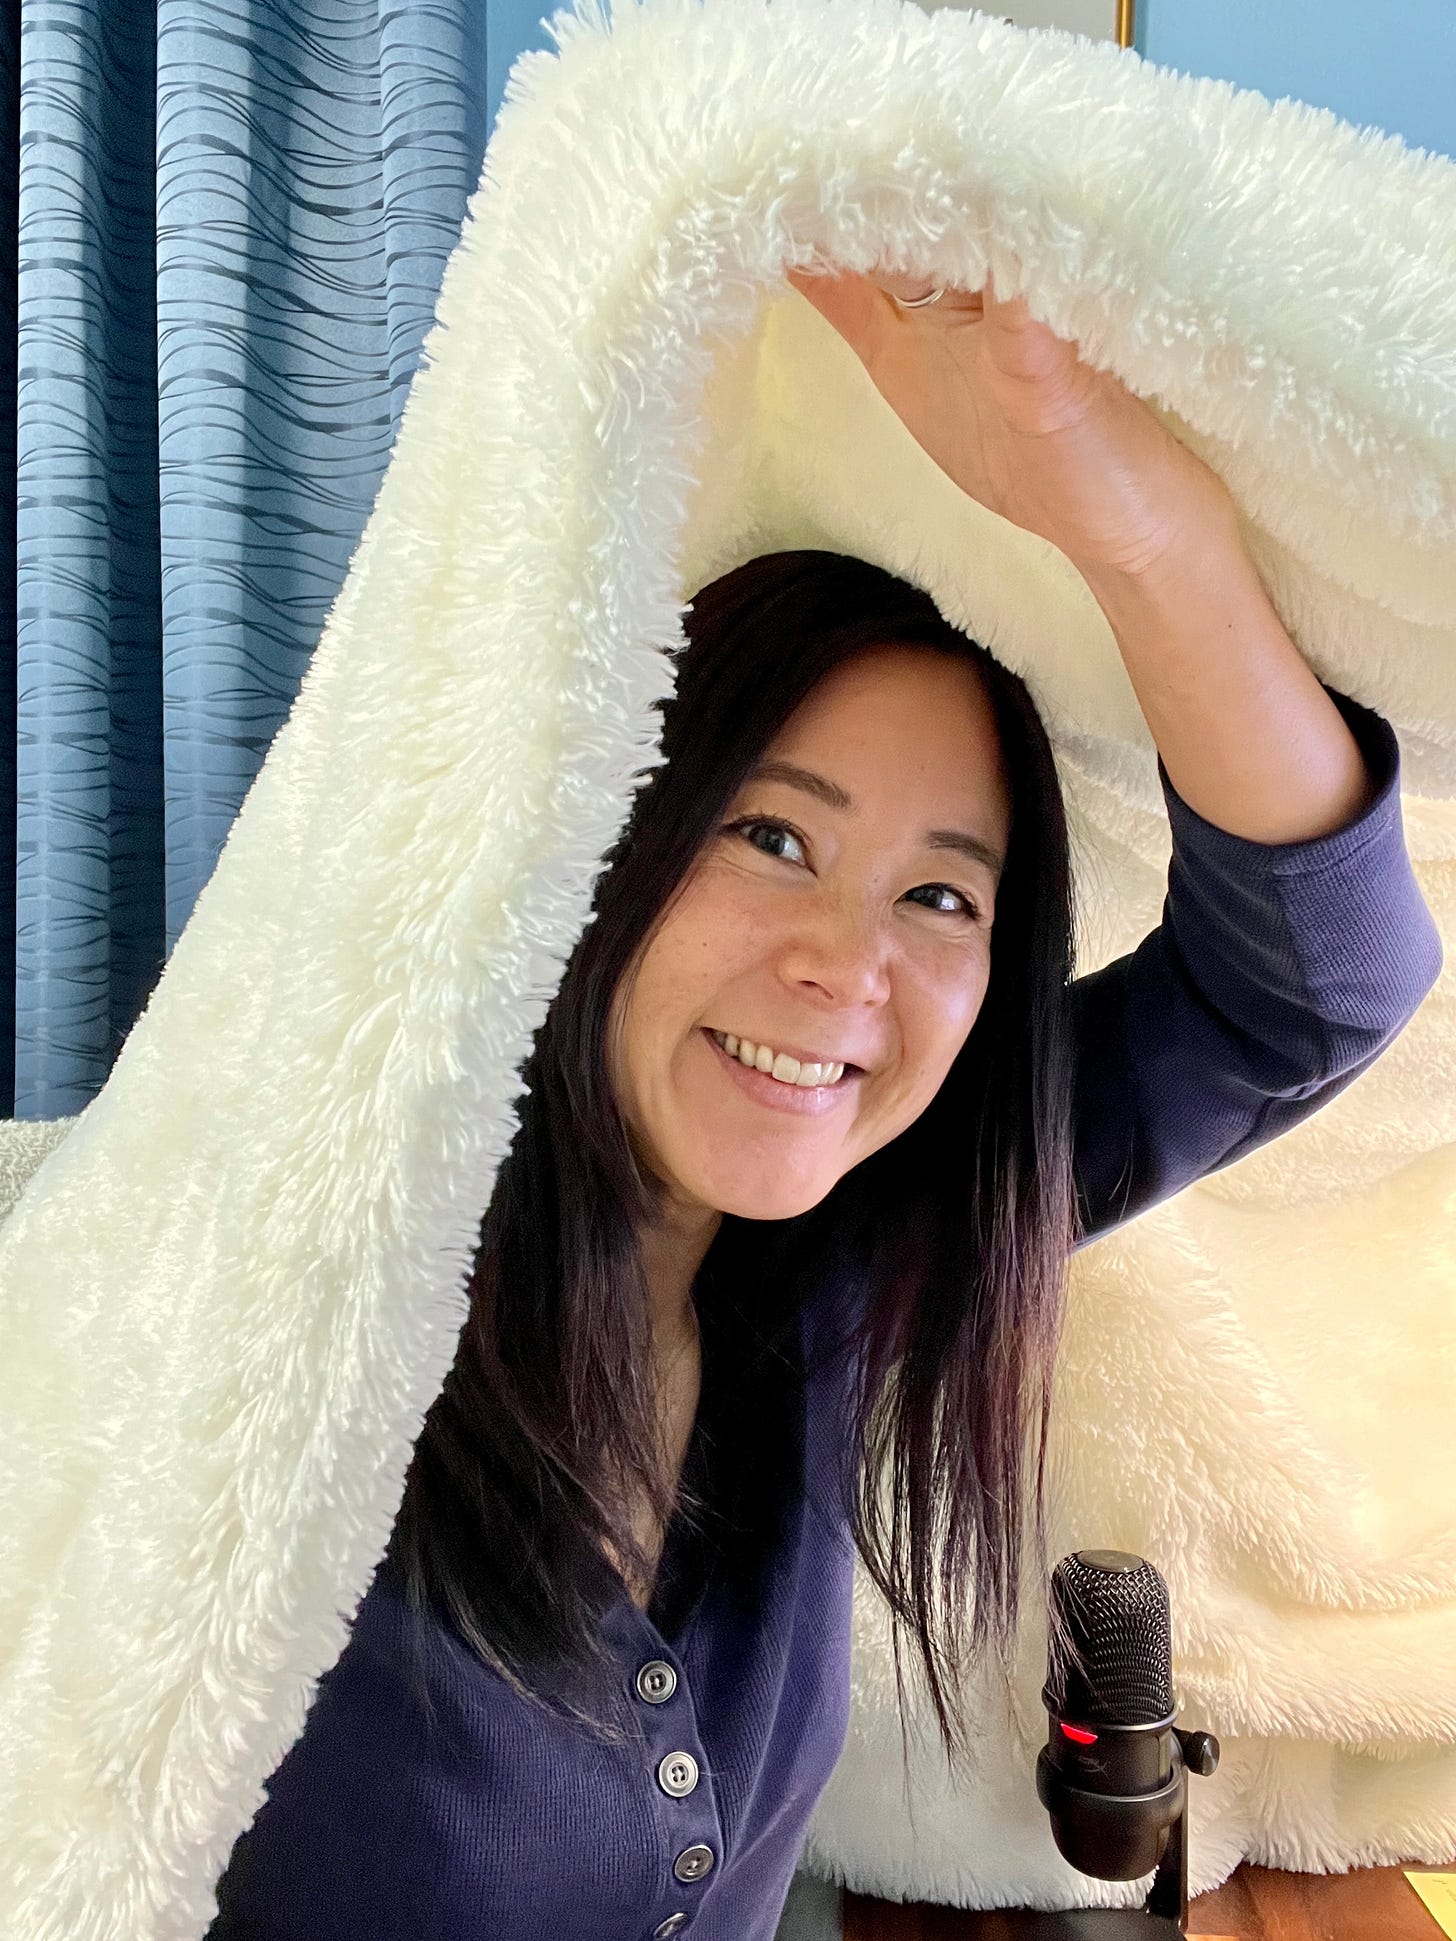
747, 758, 1005, 880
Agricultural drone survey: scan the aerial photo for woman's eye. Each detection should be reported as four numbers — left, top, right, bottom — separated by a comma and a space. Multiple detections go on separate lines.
908, 883, 982, 921
728, 816, 806, 865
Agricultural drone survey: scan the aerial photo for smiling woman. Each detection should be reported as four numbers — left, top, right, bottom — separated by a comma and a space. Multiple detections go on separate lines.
205, 542, 1440, 1941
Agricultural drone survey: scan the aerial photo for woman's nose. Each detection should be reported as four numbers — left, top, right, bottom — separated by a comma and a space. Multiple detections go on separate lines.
778, 909, 892, 1008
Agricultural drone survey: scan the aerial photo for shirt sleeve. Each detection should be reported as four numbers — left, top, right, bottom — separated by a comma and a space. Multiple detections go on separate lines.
1071, 683, 1444, 1252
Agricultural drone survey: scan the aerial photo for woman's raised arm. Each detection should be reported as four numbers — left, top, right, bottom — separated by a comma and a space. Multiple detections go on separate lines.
1069, 682, 1442, 1250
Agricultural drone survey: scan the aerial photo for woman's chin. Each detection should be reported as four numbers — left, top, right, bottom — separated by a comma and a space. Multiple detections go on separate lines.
698, 1170, 836, 1224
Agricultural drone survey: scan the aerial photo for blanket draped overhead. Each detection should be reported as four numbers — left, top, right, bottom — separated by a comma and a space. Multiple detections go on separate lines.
1, 0, 1453, 1930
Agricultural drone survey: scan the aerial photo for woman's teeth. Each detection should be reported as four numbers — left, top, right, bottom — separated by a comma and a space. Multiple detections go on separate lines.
711, 1030, 845, 1089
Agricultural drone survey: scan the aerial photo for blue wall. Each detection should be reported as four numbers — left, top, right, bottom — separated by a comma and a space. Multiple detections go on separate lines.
1138, 0, 1454, 161
485, 1, 556, 142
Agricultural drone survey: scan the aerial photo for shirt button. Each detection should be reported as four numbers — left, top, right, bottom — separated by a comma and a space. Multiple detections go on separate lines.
673, 1844, 715, 1883
636, 1659, 678, 1704
656, 1750, 699, 1798
653, 1917, 689, 1939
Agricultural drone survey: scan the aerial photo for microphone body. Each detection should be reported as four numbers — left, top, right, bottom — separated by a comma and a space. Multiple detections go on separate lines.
1036, 1718, 1184, 1881
1035, 1549, 1220, 1929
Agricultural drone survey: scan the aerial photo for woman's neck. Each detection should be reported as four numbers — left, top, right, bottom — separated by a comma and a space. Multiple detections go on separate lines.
637, 1201, 722, 1346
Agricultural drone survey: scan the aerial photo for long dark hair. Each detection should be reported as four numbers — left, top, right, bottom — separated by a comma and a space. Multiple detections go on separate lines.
388, 549, 1080, 1772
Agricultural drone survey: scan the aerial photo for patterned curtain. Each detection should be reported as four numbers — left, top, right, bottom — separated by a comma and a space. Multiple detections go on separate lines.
3, 0, 547, 1120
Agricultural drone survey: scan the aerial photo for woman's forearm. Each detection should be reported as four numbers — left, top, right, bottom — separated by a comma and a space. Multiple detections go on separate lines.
1077, 526, 1378, 844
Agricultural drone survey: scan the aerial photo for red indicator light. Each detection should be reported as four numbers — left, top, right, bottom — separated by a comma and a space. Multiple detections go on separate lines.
1060, 1724, 1099, 1746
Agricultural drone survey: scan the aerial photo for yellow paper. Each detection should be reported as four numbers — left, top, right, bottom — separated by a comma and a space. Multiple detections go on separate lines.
1406, 1872, 1456, 1938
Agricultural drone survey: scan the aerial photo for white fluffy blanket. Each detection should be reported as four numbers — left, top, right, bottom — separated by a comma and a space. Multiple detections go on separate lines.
1, 0, 1453, 1931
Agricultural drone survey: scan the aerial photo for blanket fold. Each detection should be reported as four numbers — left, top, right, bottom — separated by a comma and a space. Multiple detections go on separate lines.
0, 0, 1452, 1931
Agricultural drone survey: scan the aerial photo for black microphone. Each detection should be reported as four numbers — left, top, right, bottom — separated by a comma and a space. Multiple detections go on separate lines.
1035, 1550, 1219, 1932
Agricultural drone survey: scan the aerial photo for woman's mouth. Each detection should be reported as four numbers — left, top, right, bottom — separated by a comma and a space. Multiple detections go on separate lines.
701, 1028, 860, 1116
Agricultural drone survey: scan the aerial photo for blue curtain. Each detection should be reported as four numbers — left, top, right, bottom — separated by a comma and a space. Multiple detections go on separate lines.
5, 0, 526, 1121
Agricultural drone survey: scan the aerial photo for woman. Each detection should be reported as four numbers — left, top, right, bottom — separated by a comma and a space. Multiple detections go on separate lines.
206, 276, 1441, 1940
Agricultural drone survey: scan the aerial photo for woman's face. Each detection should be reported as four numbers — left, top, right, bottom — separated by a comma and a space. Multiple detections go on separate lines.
608, 644, 1014, 1226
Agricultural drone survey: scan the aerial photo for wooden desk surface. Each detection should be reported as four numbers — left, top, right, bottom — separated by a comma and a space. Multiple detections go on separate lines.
843, 1862, 1454, 1940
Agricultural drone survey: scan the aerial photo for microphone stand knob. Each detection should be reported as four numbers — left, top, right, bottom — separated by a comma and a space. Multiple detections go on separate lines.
1176, 1727, 1221, 1778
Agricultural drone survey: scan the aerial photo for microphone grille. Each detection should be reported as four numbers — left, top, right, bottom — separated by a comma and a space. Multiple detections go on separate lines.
1048, 1549, 1173, 1725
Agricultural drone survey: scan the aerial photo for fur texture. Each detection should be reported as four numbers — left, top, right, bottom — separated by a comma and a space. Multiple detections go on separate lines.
0, 0, 1452, 1930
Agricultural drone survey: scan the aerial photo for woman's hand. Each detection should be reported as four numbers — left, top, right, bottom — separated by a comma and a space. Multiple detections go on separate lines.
784, 264, 1237, 584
